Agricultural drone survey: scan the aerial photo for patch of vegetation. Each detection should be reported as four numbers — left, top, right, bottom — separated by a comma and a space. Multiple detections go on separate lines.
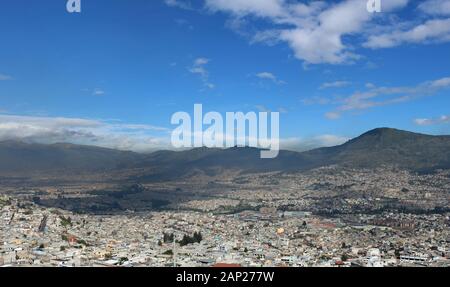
178, 232, 203, 247
0, 196, 11, 207
119, 257, 129, 265
214, 203, 261, 215
59, 216, 72, 227
163, 232, 174, 243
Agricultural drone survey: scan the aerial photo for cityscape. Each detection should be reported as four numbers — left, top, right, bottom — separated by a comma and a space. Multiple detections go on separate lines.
1, 151, 449, 267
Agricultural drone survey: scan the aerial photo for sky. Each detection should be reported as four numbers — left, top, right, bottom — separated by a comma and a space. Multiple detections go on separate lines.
0, 0, 450, 152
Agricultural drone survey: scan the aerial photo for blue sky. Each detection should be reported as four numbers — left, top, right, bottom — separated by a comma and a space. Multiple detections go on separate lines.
0, 0, 450, 152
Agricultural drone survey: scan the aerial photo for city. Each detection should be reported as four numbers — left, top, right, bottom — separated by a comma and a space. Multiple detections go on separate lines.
1, 165, 449, 267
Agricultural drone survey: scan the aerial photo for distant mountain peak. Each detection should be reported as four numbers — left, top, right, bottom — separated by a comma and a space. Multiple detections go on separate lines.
346, 127, 428, 146
360, 127, 411, 137
365, 127, 397, 134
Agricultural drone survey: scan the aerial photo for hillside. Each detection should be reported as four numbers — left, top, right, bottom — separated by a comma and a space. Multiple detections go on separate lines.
0, 140, 141, 174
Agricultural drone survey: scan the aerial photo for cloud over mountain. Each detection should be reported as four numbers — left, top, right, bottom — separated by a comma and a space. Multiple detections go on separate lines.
0, 115, 170, 152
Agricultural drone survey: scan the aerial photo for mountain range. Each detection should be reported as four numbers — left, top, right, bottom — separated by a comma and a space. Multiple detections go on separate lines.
1, 128, 450, 178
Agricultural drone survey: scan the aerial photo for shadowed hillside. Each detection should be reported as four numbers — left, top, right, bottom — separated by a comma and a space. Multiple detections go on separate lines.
0, 140, 141, 174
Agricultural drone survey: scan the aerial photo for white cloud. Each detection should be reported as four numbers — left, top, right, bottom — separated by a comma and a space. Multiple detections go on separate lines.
256, 72, 276, 80
364, 18, 450, 48
325, 112, 342, 120
189, 57, 215, 89
430, 76, 450, 88
164, 0, 193, 10
277, 107, 288, 114
168, 0, 450, 65
256, 72, 285, 84
365, 82, 376, 89
255, 105, 269, 113
314, 134, 349, 146
418, 0, 450, 15
204, 83, 216, 89
197, 0, 410, 64
92, 89, 105, 96
194, 57, 210, 66
0, 115, 170, 152
189, 66, 207, 77
414, 115, 450, 126
306, 76, 450, 119
0, 74, 13, 81
280, 134, 350, 152
255, 105, 288, 114
320, 80, 351, 89
271, 0, 372, 64
301, 95, 335, 106
205, 0, 286, 18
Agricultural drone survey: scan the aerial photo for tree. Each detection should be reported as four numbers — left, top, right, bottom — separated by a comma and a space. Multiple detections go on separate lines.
394, 249, 401, 259
119, 257, 129, 265
178, 232, 203, 247
163, 232, 174, 243
59, 216, 72, 227
179, 235, 190, 246
193, 232, 203, 243
163, 250, 173, 256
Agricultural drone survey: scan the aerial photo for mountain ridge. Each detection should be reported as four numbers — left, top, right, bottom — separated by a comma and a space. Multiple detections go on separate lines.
1, 128, 449, 176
